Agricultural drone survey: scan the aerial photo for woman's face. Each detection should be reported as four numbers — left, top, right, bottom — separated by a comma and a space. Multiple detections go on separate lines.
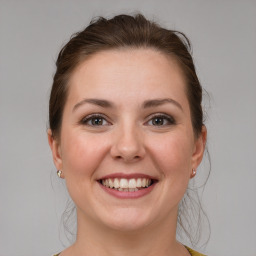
49, 49, 206, 231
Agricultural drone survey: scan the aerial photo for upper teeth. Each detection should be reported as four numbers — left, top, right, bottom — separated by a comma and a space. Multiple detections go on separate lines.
102, 178, 151, 189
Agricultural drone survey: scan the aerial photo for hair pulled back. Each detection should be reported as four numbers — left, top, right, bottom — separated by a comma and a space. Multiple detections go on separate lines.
49, 13, 208, 247
49, 13, 203, 139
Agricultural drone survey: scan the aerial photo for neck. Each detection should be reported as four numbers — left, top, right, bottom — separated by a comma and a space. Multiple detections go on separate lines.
68, 207, 189, 256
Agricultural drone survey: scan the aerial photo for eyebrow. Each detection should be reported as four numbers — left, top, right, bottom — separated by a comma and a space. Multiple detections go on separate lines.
73, 97, 183, 112
143, 98, 183, 111
73, 98, 114, 112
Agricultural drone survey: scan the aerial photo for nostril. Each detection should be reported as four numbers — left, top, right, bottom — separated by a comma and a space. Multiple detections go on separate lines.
114, 154, 141, 161
110, 136, 146, 162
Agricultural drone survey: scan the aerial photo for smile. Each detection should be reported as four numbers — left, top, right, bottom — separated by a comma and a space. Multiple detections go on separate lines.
98, 175, 158, 199
100, 178, 152, 192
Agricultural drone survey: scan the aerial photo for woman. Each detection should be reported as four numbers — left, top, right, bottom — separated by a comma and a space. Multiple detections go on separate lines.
48, 13, 207, 256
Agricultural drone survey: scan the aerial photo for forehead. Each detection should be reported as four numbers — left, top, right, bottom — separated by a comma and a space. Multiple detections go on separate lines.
67, 48, 188, 107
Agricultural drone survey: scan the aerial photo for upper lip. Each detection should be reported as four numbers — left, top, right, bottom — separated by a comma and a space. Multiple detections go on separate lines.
98, 172, 158, 181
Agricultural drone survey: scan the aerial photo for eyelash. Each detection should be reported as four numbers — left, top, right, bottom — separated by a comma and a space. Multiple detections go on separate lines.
145, 113, 176, 126
79, 113, 176, 127
80, 114, 110, 126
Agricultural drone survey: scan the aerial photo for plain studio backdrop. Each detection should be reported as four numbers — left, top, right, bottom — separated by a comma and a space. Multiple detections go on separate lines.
0, 1, 255, 256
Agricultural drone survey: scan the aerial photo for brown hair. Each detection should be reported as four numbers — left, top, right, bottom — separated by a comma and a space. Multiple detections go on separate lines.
49, 13, 203, 139
49, 13, 209, 246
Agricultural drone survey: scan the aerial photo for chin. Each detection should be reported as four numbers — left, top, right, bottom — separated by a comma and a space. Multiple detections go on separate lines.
100, 208, 154, 232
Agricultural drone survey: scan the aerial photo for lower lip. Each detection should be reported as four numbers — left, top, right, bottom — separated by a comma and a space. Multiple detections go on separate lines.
99, 182, 156, 199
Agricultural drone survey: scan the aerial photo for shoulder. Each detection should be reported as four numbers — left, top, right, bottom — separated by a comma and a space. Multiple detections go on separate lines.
185, 246, 207, 256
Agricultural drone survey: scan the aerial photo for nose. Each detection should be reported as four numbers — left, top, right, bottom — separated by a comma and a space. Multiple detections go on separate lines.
110, 124, 145, 162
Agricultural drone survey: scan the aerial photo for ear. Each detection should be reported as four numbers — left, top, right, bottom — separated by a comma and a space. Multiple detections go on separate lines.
47, 129, 64, 177
191, 125, 207, 176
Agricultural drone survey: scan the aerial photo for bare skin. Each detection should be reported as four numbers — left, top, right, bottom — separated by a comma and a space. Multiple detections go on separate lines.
49, 48, 206, 256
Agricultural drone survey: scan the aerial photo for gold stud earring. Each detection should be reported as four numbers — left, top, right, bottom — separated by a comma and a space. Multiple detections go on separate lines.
57, 170, 62, 178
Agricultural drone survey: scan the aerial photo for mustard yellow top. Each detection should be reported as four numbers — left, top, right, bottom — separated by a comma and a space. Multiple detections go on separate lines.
185, 246, 206, 256
53, 246, 206, 256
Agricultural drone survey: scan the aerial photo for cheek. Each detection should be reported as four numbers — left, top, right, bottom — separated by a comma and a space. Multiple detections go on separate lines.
148, 132, 193, 180
60, 131, 111, 208
60, 131, 109, 179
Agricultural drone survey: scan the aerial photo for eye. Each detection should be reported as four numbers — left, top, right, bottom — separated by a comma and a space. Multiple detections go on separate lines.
146, 114, 175, 126
80, 114, 110, 126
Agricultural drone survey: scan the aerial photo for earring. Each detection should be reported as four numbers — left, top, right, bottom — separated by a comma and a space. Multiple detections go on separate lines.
191, 169, 196, 177
57, 170, 62, 178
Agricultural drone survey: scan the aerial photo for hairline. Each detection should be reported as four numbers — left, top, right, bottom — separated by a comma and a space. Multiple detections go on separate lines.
55, 46, 197, 139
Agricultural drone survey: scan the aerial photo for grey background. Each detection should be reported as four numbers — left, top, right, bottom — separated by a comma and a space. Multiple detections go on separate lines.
0, 0, 255, 256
